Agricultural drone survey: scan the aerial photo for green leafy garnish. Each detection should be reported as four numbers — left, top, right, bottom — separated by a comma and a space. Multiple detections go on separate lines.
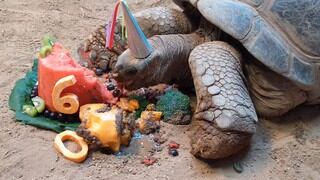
129, 95, 149, 118
156, 89, 191, 122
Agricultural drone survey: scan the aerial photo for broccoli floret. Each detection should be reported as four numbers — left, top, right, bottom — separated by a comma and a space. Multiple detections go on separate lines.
156, 90, 191, 125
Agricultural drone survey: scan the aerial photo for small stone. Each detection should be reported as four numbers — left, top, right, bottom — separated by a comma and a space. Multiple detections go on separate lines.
152, 144, 163, 152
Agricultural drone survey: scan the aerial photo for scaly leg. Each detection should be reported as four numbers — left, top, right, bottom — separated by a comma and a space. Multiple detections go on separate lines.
78, 7, 196, 73
245, 62, 307, 117
189, 41, 258, 159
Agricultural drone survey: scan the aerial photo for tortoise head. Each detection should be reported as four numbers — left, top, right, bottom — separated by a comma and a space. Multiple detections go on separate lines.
112, 1, 168, 90
113, 45, 163, 90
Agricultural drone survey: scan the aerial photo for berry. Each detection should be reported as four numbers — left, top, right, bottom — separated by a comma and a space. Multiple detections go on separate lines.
49, 112, 56, 119
32, 86, 38, 91
112, 89, 121, 97
168, 148, 179, 157
107, 83, 115, 91
31, 89, 36, 94
95, 68, 103, 76
57, 113, 66, 122
43, 109, 50, 117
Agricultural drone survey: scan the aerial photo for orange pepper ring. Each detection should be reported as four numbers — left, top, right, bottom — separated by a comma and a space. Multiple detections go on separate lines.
54, 130, 88, 163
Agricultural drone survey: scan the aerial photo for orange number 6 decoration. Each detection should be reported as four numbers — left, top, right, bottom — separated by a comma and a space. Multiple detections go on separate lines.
52, 75, 79, 114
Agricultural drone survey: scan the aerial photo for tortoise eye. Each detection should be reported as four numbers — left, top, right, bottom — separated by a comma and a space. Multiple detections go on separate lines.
124, 67, 138, 76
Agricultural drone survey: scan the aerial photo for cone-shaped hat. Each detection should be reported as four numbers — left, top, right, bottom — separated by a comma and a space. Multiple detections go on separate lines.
120, 0, 153, 59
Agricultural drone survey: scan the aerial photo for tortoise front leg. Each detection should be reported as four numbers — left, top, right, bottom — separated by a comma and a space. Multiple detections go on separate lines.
189, 41, 258, 159
78, 7, 196, 73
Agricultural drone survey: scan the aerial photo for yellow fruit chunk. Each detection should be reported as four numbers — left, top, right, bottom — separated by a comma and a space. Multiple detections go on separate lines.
120, 129, 132, 146
117, 98, 139, 112
79, 104, 106, 122
140, 111, 162, 121
52, 75, 79, 114
79, 104, 122, 152
54, 130, 88, 163
137, 111, 162, 134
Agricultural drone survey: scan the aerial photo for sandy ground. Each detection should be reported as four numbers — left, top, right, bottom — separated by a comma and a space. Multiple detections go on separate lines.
0, 0, 320, 179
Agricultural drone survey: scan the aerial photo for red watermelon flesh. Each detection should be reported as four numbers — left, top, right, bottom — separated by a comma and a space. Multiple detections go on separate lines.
38, 43, 117, 112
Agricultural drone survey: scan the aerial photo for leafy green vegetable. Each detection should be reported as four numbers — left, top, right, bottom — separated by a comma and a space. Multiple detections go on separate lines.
156, 89, 191, 122
9, 59, 79, 133
129, 95, 149, 118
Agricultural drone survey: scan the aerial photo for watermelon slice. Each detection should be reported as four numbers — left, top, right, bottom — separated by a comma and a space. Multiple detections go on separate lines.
38, 43, 117, 112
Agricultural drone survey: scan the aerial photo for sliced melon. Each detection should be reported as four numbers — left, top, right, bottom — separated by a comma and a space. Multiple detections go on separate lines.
38, 43, 117, 113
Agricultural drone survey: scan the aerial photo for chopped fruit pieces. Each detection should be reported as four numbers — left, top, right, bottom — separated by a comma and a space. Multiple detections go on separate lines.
77, 104, 135, 152
41, 35, 55, 47
137, 110, 162, 134
117, 98, 139, 112
38, 43, 117, 112
39, 46, 52, 58
168, 141, 180, 149
141, 156, 157, 166
31, 96, 45, 113
54, 130, 88, 163
140, 111, 162, 121
79, 104, 122, 152
23, 105, 38, 117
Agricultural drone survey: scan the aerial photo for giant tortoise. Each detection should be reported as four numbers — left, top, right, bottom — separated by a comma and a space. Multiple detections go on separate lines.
79, 0, 320, 159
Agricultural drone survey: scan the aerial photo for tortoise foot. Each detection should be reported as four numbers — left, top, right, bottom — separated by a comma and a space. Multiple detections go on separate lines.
190, 120, 251, 159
